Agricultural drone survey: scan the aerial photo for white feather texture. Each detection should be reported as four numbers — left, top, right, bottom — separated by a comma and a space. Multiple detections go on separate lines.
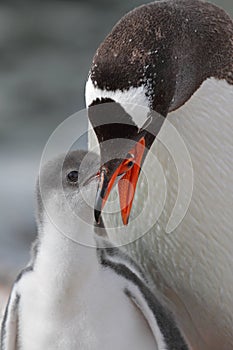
16, 226, 158, 350
86, 77, 233, 350
85, 75, 149, 128
12, 176, 159, 350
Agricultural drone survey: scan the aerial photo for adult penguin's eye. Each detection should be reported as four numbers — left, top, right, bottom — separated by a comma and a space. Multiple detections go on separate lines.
67, 171, 79, 183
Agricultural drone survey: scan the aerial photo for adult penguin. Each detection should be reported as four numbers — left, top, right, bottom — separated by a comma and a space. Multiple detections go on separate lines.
85, 1, 233, 349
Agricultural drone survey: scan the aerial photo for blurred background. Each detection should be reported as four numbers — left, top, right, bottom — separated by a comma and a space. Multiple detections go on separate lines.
0, 0, 232, 312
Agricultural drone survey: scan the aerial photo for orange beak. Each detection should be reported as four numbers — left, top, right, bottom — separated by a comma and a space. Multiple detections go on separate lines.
94, 137, 146, 225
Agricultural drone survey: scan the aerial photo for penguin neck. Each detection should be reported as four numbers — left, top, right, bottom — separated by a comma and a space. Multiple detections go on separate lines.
35, 213, 100, 292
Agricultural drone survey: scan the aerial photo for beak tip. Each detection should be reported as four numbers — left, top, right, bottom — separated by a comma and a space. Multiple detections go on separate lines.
94, 209, 101, 224
122, 216, 129, 226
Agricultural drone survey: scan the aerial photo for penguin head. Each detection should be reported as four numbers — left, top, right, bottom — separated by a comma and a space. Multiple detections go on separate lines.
36, 150, 100, 236
86, 0, 233, 226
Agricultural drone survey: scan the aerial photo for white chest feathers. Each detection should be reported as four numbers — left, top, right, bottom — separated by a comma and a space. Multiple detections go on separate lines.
14, 226, 159, 350
87, 77, 233, 350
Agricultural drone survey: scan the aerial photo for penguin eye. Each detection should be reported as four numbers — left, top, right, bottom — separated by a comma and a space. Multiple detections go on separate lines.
67, 170, 79, 183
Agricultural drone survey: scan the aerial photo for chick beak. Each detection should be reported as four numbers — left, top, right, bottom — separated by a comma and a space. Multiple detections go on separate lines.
94, 137, 146, 225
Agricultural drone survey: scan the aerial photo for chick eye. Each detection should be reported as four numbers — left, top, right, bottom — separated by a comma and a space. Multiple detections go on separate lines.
67, 170, 79, 183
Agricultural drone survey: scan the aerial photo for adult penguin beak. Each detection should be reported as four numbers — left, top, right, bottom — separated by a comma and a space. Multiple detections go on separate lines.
94, 137, 146, 225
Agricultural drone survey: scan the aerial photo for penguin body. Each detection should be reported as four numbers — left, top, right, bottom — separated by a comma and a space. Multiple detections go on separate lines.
1, 151, 188, 350
85, 1, 233, 349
